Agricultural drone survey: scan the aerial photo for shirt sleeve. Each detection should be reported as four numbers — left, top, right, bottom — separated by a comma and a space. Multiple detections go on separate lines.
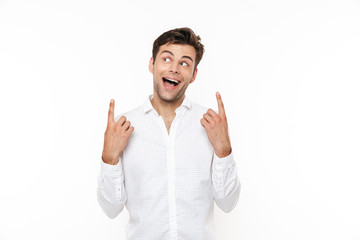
211, 151, 241, 213
97, 157, 127, 219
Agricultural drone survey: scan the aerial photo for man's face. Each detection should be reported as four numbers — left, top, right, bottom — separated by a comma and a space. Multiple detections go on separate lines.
149, 43, 198, 103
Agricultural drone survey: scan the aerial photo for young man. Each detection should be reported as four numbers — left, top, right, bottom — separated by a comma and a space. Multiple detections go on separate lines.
97, 27, 240, 240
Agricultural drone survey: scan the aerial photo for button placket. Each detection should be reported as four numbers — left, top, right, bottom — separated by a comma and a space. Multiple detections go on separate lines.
167, 113, 179, 239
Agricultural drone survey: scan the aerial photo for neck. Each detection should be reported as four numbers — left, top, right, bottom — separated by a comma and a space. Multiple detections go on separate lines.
150, 92, 185, 117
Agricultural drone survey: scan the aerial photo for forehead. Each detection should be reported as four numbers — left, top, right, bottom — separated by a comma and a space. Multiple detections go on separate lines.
157, 43, 196, 58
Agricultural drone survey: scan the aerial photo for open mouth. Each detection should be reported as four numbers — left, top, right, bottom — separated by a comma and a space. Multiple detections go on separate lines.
162, 77, 179, 89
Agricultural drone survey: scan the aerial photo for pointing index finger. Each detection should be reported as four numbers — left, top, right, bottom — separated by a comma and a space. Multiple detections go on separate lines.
108, 99, 115, 124
216, 91, 225, 116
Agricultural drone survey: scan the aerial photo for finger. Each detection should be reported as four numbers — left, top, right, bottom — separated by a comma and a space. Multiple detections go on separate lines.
216, 92, 226, 116
207, 108, 218, 118
203, 113, 213, 124
200, 118, 209, 128
116, 116, 126, 126
122, 120, 130, 131
108, 99, 115, 124
127, 126, 135, 134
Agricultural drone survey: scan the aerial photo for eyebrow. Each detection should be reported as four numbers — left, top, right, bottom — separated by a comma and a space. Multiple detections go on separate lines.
160, 50, 194, 62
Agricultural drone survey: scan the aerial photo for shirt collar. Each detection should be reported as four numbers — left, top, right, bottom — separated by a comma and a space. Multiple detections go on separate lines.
143, 94, 192, 115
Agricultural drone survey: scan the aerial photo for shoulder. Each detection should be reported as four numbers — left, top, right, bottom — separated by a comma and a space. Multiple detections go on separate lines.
114, 104, 143, 122
191, 101, 209, 112
189, 101, 209, 118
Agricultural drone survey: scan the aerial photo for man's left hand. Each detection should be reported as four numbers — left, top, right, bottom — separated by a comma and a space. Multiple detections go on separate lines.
201, 92, 232, 158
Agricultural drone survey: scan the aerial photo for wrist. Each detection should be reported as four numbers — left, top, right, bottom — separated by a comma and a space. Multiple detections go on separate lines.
214, 147, 232, 158
102, 155, 119, 165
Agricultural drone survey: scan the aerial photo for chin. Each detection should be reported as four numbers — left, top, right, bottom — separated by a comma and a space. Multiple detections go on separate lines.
154, 82, 184, 103
158, 91, 182, 103
159, 94, 178, 103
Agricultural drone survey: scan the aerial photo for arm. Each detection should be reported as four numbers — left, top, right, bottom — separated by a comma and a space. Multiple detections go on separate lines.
212, 152, 240, 213
97, 99, 134, 218
200, 92, 240, 212
97, 157, 127, 218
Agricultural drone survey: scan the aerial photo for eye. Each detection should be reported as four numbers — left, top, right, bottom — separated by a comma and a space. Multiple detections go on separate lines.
180, 62, 188, 67
163, 57, 171, 62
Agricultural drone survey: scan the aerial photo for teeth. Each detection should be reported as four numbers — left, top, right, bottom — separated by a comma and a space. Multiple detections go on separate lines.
166, 78, 179, 84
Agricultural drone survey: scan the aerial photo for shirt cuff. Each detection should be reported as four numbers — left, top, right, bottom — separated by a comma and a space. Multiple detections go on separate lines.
100, 157, 123, 177
213, 151, 235, 171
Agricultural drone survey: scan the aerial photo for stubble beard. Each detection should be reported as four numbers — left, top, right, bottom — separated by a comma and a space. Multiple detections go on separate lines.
153, 78, 188, 104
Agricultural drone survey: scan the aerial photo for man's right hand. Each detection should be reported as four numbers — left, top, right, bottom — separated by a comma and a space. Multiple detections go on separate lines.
102, 99, 134, 165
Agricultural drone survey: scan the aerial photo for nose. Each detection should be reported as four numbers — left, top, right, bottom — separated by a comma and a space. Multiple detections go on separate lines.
169, 62, 180, 74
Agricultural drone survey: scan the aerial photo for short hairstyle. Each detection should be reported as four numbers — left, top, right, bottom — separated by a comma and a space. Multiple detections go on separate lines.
152, 27, 205, 70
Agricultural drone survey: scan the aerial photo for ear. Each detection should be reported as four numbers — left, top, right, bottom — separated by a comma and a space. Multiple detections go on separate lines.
190, 68, 198, 84
149, 57, 154, 74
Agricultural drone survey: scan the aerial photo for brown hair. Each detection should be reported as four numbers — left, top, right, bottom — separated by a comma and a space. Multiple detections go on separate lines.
152, 27, 205, 70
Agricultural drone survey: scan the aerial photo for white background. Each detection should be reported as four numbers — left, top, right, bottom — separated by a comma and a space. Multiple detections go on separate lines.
0, 0, 359, 239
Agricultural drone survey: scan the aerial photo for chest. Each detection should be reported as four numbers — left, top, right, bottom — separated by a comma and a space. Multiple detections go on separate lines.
162, 115, 175, 134
122, 114, 214, 186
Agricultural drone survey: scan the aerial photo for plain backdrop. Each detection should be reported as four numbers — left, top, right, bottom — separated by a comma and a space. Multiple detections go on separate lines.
0, 0, 359, 239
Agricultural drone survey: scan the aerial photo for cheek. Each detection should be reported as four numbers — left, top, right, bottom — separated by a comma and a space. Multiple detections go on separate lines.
186, 70, 196, 81
153, 64, 167, 74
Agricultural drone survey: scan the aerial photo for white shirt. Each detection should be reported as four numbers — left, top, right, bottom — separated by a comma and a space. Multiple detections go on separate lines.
97, 95, 240, 240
